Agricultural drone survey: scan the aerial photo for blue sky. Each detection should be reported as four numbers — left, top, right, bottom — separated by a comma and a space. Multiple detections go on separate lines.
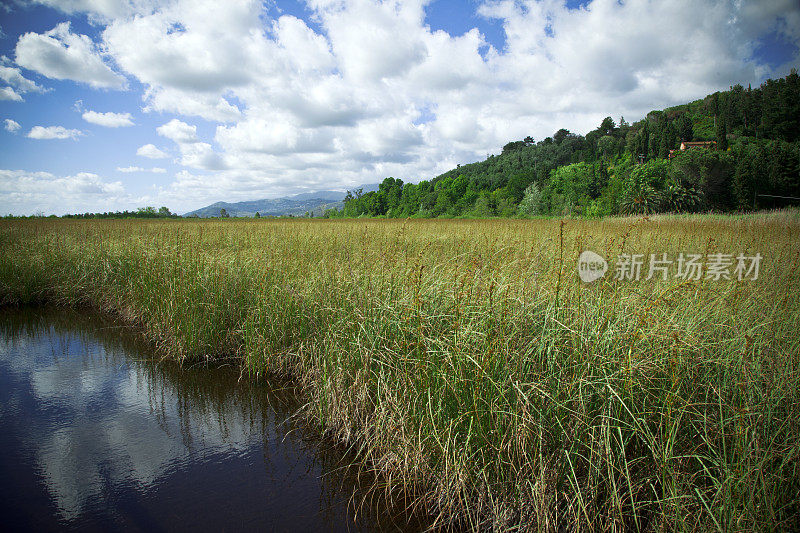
1, 0, 798, 215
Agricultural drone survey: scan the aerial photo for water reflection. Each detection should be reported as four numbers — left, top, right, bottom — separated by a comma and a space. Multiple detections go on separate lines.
0, 308, 422, 532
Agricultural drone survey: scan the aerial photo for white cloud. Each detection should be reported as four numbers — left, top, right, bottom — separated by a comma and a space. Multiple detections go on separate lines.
4, 119, 21, 133
103, 2, 257, 92
0, 86, 22, 101
27, 125, 83, 140
215, 119, 336, 155
0, 169, 127, 215
472, 0, 800, 126
142, 87, 241, 122
82, 110, 134, 127
0, 58, 47, 101
272, 15, 336, 74
15, 22, 125, 89
175, 141, 228, 170
156, 118, 198, 143
314, 0, 428, 82
155, 118, 228, 169
117, 166, 166, 173
31, 0, 158, 20
136, 143, 168, 159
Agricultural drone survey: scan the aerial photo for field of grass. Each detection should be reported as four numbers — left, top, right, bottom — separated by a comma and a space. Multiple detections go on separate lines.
1, 212, 799, 531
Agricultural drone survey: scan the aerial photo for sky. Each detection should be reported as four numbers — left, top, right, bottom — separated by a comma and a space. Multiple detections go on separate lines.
0, 0, 798, 216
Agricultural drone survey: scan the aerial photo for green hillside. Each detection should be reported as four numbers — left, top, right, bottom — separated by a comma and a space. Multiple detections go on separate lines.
332, 70, 800, 218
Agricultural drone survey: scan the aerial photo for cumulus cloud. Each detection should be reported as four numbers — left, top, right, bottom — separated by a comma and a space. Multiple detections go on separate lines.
15, 22, 125, 89
31, 0, 158, 20
4, 119, 21, 133
156, 118, 198, 143
0, 169, 127, 215
174, 141, 228, 170
0, 86, 22, 101
154, 118, 228, 169
0, 57, 47, 101
315, 0, 429, 82
102, 2, 257, 93
82, 110, 134, 127
136, 143, 168, 159
117, 166, 166, 173
215, 119, 337, 155
27, 125, 83, 140
100, 1, 253, 121
142, 87, 241, 122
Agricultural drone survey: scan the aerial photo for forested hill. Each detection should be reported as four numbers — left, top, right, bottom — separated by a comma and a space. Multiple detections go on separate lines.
330, 70, 800, 218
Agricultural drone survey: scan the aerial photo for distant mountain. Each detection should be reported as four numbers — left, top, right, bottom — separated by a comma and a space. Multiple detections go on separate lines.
289, 190, 347, 202
183, 198, 341, 218
183, 183, 379, 217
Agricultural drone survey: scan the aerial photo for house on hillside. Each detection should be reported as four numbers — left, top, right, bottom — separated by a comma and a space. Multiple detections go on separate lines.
669, 140, 716, 159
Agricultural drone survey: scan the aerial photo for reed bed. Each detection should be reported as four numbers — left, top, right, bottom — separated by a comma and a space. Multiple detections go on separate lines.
1, 212, 798, 531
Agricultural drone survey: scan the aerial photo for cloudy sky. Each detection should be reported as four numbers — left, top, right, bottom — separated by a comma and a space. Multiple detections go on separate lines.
0, 0, 798, 215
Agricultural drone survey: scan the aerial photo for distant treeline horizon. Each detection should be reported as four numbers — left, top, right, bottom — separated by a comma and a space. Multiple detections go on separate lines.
3, 206, 181, 220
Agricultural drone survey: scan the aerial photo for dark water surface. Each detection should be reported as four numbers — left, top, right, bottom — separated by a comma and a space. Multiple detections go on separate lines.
0, 308, 420, 532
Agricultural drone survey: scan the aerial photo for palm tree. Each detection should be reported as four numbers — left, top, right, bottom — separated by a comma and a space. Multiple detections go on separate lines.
658, 184, 702, 213
621, 185, 659, 215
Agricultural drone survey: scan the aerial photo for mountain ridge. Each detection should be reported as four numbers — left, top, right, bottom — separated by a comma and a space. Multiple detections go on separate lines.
183, 183, 379, 217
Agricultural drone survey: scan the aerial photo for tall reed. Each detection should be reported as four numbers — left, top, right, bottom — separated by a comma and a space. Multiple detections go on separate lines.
1, 212, 798, 531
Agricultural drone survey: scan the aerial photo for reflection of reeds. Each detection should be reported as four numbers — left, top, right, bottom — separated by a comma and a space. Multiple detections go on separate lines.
1, 211, 799, 530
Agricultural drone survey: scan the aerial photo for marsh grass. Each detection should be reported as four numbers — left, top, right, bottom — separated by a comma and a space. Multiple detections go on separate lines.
1, 212, 798, 531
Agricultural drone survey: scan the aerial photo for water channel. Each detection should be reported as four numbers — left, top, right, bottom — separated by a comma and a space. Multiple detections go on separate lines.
0, 308, 423, 532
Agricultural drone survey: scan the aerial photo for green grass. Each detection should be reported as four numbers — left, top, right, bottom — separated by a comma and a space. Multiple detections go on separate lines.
1, 212, 798, 531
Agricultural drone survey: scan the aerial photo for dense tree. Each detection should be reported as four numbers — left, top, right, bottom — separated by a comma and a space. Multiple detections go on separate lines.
597, 135, 616, 159
60, 207, 180, 219
716, 118, 728, 151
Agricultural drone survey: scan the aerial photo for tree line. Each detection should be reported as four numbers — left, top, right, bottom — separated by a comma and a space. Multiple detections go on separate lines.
19, 206, 181, 219
327, 70, 800, 218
